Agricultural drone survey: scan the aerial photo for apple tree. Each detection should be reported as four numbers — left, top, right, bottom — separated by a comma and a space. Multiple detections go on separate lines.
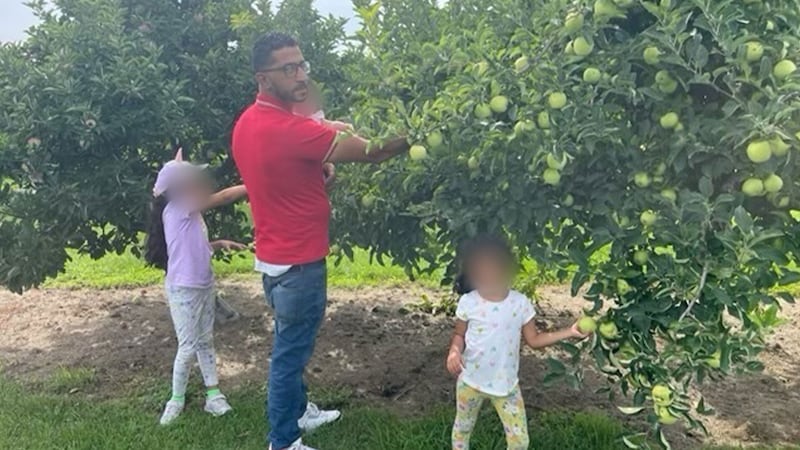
335, 0, 800, 445
0, 0, 347, 293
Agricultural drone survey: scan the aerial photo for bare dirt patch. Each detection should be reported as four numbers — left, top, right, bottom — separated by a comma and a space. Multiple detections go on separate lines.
1, 282, 798, 449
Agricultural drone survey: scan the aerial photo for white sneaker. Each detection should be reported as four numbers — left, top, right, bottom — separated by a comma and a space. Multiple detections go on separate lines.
269, 438, 317, 450
298, 402, 341, 431
204, 393, 233, 417
159, 400, 184, 425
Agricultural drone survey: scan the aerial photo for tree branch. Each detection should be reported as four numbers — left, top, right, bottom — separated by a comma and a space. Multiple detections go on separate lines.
679, 262, 710, 322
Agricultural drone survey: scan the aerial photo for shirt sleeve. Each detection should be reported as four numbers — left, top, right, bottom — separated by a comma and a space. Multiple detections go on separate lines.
455, 294, 472, 322
520, 294, 537, 325
286, 115, 338, 162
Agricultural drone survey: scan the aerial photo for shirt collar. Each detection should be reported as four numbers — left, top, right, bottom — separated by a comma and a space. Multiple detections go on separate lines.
256, 92, 292, 112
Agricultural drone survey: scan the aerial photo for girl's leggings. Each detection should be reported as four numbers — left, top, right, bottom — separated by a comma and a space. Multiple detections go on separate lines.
452, 379, 529, 450
166, 285, 219, 396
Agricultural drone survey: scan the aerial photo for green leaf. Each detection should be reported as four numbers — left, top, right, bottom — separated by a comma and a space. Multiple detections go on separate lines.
617, 406, 646, 415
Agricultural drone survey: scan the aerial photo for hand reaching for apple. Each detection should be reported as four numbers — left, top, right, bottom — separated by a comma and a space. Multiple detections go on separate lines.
570, 321, 593, 339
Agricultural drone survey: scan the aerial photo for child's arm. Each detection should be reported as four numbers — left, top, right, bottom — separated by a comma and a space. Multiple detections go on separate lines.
210, 240, 248, 252
446, 320, 468, 376
522, 320, 587, 349
200, 185, 247, 211
322, 119, 353, 132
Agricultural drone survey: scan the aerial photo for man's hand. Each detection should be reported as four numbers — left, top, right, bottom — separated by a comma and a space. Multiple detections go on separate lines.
323, 162, 336, 188
446, 349, 465, 376
212, 240, 248, 252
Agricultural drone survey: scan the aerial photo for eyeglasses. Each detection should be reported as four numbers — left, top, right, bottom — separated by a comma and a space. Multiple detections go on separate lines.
260, 60, 311, 78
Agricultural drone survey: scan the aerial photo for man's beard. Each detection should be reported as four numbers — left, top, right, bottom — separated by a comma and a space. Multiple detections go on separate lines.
275, 84, 309, 104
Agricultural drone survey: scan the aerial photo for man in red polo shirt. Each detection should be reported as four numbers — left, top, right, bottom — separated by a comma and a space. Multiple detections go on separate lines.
231, 32, 408, 450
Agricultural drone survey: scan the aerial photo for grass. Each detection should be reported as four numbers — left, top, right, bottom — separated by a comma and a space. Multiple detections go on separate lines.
45, 248, 437, 290
0, 374, 625, 450
2, 374, 795, 450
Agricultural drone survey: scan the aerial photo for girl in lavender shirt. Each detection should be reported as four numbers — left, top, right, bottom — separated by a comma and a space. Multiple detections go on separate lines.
145, 149, 248, 425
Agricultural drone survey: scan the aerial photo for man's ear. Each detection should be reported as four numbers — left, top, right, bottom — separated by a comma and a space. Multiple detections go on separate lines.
255, 73, 271, 89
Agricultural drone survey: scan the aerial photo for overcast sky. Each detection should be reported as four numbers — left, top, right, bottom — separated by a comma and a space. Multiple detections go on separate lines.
0, 0, 356, 42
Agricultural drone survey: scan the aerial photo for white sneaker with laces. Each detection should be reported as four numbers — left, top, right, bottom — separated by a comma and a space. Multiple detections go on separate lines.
159, 400, 184, 425
298, 402, 341, 431
269, 438, 317, 450
204, 393, 233, 417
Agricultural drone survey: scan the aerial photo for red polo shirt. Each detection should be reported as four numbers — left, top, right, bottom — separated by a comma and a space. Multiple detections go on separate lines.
232, 93, 337, 265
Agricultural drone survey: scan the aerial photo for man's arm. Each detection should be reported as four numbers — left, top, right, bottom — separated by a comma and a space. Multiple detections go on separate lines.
326, 135, 409, 164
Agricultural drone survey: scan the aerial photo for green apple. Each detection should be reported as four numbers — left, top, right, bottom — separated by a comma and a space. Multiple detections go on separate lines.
599, 321, 619, 339
634, 172, 651, 188
661, 188, 677, 202
651, 384, 672, 406
409, 144, 428, 161
490, 95, 509, 113
654, 162, 667, 176
746, 140, 772, 163
514, 120, 535, 134
643, 46, 661, 65
467, 156, 479, 170
583, 67, 602, 84
514, 55, 530, 73
763, 173, 783, 193
640, 210, 657, 226
742, 178, 765, 197
656, 406, 679, 425
773, 59, 797, 80
426, 131, 443, 149
616, 279, 632, 295
546, 153, 567, 170
361, 194, 376, 208
564, 12, 584, 34
614, 0, 635, 7
563, 194, 575, 207
543, 168, 561, 185
745, 41, 764, 62
537, 111, 551, 129
475, 61, 490, 76
654, 70, 672, 85
572, 37, 593, 57
577, 316, 597, 334
659, 112, 679, 129
474, 103, 492, 119
674, 122, 684, 131
548, 92, 567, 109
706, 350, 721, 369
766, 20, 775, 31
633, 250, 649, 266
776, 195, 790, 208
658, 79, 678, 94
564, 41, 574, 55
594, 0, 623, 18
770, 137, 790, 157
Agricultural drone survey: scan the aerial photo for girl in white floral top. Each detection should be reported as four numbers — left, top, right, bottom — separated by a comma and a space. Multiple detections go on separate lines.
446, 234, 590, 449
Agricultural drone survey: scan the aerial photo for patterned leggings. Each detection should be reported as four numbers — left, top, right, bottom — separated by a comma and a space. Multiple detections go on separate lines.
452, 380, 529, 450
166, 285, 219, 397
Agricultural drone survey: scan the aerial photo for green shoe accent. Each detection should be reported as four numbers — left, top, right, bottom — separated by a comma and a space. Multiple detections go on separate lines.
170, 395, 185, 403
206, 388, 221, 398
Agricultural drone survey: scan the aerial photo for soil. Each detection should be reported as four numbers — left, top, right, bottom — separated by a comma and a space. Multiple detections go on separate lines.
1, 281, 798, 449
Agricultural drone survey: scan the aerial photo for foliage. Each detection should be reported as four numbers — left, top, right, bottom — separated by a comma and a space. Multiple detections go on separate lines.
339, 0, 800, 446
0, 0, 347, 293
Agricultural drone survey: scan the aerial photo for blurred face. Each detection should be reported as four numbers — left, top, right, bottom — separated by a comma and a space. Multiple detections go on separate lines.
466, 250, 513, 292
255, 46, 311, 104
174, 171, 213, 202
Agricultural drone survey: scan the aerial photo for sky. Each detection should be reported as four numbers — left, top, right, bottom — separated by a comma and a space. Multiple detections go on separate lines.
0, 0, 357, 42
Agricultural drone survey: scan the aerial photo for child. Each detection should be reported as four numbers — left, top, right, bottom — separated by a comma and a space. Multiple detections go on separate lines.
293, 81, 351, 190
446, 234, 589, 449
145, 148, 248, 425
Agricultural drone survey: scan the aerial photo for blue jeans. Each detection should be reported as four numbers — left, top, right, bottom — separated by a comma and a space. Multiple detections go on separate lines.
263, 260, 327, 449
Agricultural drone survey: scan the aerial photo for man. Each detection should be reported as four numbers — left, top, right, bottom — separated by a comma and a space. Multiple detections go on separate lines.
231, 32, 409, 450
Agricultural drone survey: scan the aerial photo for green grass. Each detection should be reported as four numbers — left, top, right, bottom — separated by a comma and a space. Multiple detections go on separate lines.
2, 375, 793, 450
0, 375, 625, 450
45, 248, 437, 290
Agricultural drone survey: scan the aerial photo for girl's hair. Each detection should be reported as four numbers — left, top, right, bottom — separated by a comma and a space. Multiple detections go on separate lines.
144, 194, 169, 271
454, 233, 515, 295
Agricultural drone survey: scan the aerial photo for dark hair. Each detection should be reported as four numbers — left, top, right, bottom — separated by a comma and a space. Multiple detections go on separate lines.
144, 195, 169, 271
454, 234, 515, 295
252, 32, 298, 72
